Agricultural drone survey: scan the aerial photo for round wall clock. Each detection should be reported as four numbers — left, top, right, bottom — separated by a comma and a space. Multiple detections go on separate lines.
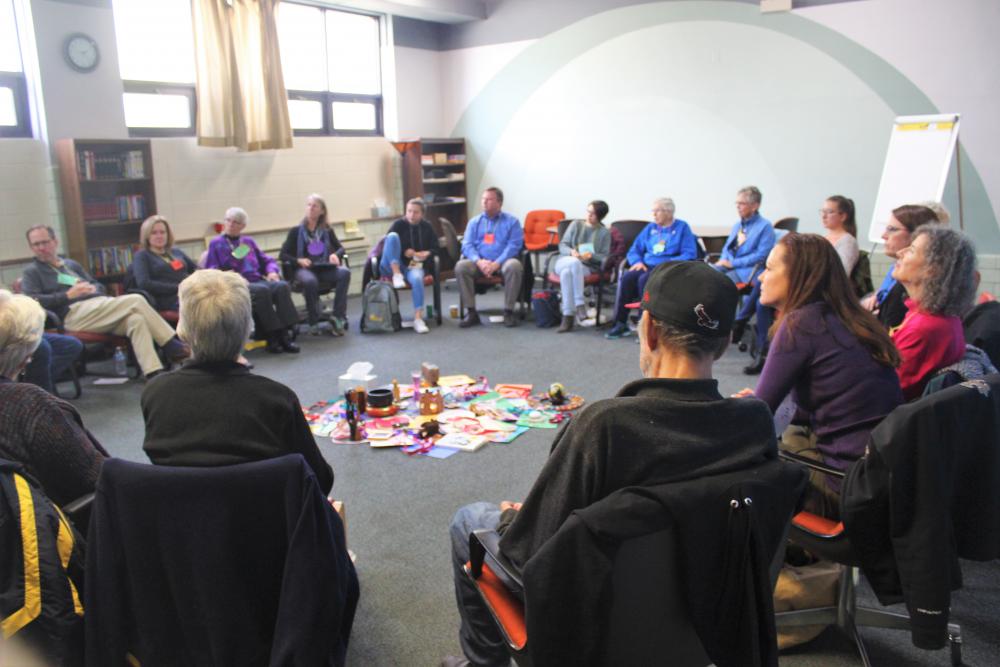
64, 33, 100, 73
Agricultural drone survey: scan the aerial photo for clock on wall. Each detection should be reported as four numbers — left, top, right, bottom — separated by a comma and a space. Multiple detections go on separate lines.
63, 33, 100, 73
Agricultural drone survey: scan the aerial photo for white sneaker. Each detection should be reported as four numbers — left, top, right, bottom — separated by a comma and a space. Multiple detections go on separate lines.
413, 318, 429, 334
392, 273, 406, 289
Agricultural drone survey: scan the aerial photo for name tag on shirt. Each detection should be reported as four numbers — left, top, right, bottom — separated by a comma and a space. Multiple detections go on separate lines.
652, 242, 666, 254
57, 272, 79, 286
232, 244, 250, 259
483, 233, 496, 245
170, 259, 184, 271
737, 230, 747, 246
578, 242, 595, 255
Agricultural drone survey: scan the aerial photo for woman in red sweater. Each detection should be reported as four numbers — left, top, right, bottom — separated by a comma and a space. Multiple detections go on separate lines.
890, 224, 977, 399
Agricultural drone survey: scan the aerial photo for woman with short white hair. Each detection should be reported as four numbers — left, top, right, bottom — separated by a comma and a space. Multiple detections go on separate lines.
140, 271, 335, 493
0, 289, 108, 505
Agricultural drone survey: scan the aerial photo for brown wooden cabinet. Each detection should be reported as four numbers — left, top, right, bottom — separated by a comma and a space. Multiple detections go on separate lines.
394, 137, 469, 232
55, 139, 156, 290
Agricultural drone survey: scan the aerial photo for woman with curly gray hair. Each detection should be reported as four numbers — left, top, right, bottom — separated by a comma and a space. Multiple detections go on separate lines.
890, 224, 977, 399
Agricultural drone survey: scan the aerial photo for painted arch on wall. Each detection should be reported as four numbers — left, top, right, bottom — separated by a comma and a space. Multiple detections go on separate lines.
450, 1, 997, 251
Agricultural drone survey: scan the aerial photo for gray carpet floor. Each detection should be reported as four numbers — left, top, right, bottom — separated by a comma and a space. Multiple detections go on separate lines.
71, 286, 999, 666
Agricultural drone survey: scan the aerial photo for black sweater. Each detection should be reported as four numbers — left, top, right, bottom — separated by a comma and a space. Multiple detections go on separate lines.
383, 218, 438, 259
141, 360, 333, 494
279, 222, 345, 264
131, 248, 197, 311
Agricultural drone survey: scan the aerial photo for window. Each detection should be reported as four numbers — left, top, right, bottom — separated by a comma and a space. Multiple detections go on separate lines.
111, 0, 383, 137
277, 2, 383, 136
112, 0, 196, 136
0, 0, 31, 137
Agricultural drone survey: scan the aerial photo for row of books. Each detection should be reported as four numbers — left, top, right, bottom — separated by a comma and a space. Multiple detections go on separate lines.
88, 244, 139, 277
420, 153, 466, 165
77, 150, 147, 180
82, 195, 147, 222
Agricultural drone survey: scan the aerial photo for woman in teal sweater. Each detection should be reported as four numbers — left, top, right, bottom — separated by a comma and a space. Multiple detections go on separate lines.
551, 200, 611, 332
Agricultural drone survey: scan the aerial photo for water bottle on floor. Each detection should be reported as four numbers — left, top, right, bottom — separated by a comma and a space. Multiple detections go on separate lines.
113, 346, 128, 377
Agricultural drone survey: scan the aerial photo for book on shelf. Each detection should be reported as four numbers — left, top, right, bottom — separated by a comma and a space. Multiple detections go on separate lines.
88, 244, 139, 277
77, 150, 146, 180
83, 195, 146, 222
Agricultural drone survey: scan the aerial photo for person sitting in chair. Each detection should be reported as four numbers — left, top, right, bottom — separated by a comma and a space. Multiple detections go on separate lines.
205, 207, 300, 354
445, 261, 791, 667
455, 187, 524, 328
141, 270, 333, 494
279, 194, 351, 337
379, 198, 437, 334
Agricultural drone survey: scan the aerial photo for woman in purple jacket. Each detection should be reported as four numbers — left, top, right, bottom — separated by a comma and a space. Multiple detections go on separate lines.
736, 233, 902, 517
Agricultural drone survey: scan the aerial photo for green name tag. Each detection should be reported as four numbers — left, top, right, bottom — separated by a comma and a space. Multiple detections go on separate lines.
57, 273, 79, 286
232, 244, 250, 259
652, 242, 666, 254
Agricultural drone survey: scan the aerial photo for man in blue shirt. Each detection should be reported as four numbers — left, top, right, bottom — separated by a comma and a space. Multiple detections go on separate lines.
714, 186, 775, 283
456, 187, 525, 328
715, 186, 775, 375
606, 198, 698, 339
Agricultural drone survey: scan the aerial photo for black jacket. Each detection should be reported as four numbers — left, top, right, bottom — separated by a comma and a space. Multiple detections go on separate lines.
841, 374, 1000, 649
84, 455, 358, 667
518, 460, 807, 667
964, 300, 1000, 369
141, 360, 333, 494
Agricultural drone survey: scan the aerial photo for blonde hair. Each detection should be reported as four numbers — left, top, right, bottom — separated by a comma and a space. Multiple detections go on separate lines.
177, 270, 252, 362
0, 289, 45, 379
139, 215, 174, 251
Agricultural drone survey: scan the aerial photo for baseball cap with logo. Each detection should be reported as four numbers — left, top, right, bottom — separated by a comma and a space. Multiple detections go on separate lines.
625, 261, 738, 337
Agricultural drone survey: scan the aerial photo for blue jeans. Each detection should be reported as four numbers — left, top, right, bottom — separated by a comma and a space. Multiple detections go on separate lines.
613, 268, 652, 324
554, 255, 592, 316
736, 279, 773, 353
449, 502, 511, 667
22, 333, 83, 394
380, 232, 426, 311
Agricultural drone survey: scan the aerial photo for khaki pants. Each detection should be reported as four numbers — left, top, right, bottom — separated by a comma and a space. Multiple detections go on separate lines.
65, 295, 176, 375
455, 258, 523, 312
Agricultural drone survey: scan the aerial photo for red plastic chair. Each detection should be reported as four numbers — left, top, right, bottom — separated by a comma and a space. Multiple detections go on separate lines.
523, 210, 565, 280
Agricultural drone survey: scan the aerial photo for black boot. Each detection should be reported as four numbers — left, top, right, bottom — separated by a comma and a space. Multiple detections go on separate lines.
743, 354, 766, 375
731, 318, 748, 344
459, 308, 481, 329
556, 315, 574, 333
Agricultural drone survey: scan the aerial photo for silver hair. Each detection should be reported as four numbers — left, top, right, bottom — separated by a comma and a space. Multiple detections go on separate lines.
176, 270, 252, 363
738, 186, 762, 206
651, 317, 728, 361
0, 289, 45, 379
915, 201, 951, 225
912, 224, 977, 317
653, 197, 676, 216
224, 207, 248, 225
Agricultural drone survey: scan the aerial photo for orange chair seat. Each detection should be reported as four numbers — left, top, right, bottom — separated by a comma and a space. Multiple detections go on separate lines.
547, 272, 605, 286
468, 561, 527, 650
61, 330, 130, 348
792, 511, 844, 538
524, 239, 557, 252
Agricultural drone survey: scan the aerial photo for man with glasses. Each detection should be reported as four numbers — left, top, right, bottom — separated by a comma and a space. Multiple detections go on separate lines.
21, 225, 189, 378
714, 186, 775, 375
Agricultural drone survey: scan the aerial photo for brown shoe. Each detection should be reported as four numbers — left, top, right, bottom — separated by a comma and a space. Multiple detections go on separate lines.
556, 315, 574, 333
459, 309, 481, 328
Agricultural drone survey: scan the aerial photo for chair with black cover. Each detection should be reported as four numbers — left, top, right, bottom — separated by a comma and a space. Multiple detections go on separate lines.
363, 235, 443, 325
123, 263, 178, 325
458, 249, 532, 320
84, 454, 359, 667
776, 374, 1000, 666
774, 217, 799, 234
281, 248, 350, 326
465, 460, 807, 667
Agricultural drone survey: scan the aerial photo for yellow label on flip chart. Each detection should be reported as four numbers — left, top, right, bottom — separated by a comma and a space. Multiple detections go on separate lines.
936, 122, 955, 130
897, 123, 930, 131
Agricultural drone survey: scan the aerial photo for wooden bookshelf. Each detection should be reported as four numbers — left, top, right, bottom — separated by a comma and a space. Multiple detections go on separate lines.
55, 138, 156, 289
394, 137, 469, 232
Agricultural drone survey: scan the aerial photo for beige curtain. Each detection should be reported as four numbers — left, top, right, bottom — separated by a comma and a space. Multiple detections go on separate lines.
191, 0, 292, 152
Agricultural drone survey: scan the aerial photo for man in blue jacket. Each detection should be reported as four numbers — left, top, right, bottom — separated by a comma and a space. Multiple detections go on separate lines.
714, 186, 774, 282
455, 187, 524, 328
605, 197, 697, 339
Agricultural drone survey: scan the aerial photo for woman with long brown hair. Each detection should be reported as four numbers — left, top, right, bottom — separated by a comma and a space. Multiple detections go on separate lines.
821, 195, 859, 275
736, 233, 903, 515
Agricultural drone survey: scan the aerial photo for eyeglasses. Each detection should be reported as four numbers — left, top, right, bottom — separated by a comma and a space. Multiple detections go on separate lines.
225, 218, 246, 226
29, 239, 54, 247
883, 225, 905, 234
735, 200, 752, 207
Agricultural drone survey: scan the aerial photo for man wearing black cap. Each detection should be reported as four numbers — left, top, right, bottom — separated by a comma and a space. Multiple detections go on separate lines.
444, 261, 792, 667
